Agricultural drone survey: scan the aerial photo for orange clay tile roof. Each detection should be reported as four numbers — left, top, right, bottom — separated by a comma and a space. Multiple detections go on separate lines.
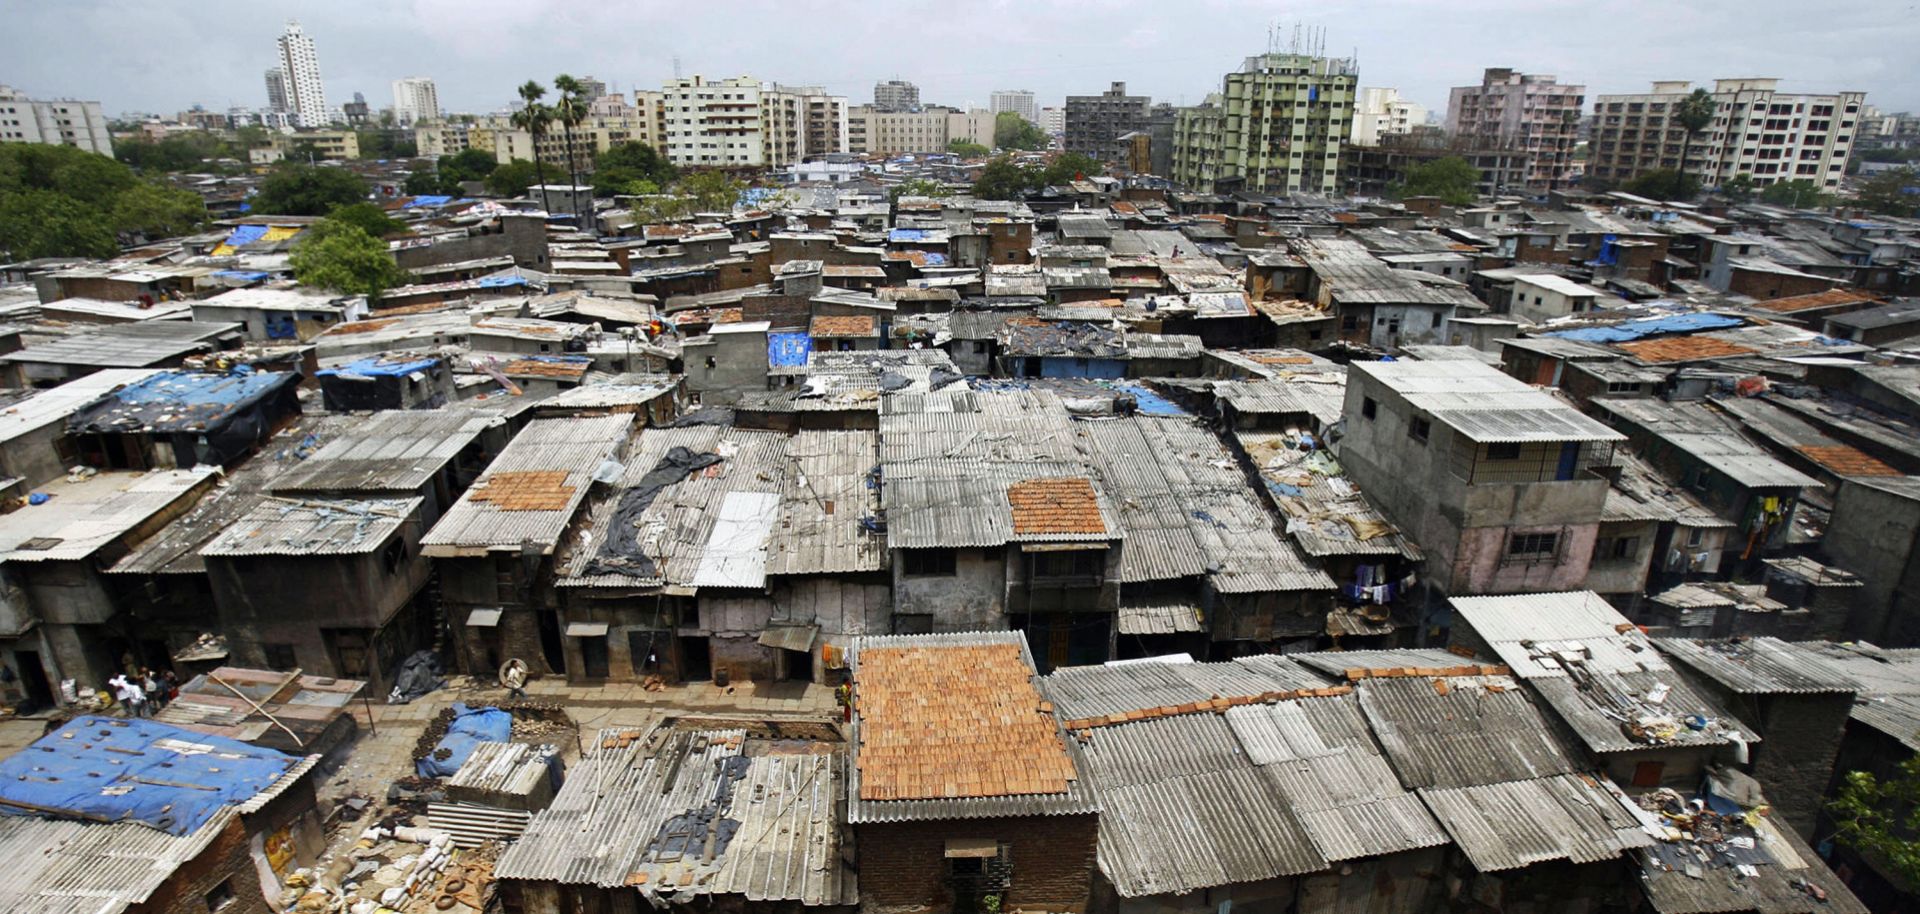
1751, 288, 1877, 313
502, 359, 590, 380
469, 470, 576, 510
856, 643, 1076, 801
1616, 336, 1758, 363
323, 318, 399, 336
810, 314, 876, 337
1252, 354, 1316, 365
1797, 445, 1903, 477
1007, 477, 1106, 536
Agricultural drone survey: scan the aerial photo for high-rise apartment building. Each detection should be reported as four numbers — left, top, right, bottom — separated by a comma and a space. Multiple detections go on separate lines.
1446, 68, 1584, 191
575, 76, 608, 101
990, 90, 1037, 123
1171, 54, 1357, 194
873, 80, 920, 113
1038, 106, 1065, 135
0, 86, 112, 156
1588, 79, 1865, 190
275, 20, 329, 127
1352, 87, 1428, 146
650, 76, 845, 169
392, 77, 439, 125
845, 106, 995, 155
1065, 81, 1151, 159
264, 69, 288, 114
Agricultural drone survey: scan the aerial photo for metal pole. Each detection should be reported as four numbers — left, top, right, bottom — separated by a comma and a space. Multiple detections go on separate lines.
362, 689, 377, 736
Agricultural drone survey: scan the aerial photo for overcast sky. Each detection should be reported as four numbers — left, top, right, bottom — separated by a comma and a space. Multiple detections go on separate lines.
6, 0, 1917, 119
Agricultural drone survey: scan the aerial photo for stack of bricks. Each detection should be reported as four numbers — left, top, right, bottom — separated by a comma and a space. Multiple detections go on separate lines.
856, 642, 1077, 801
469, 470, 575, 511
1006, 477, 1106, 536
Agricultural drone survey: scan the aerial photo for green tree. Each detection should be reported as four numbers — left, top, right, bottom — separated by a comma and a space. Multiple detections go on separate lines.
889, 178, 950, 202
288, 219, 408, 302
946, 139, 990, 158
1036, 152, 1100, 187
0, 190, 118, 259
52, 151, 137, 207
511, 81, 554, 211
994, 112, 1048, 151
250, 163, 368, 215
356, 128, 418, 161
402, 168, 442, 196
1719, 173, 1757, 204
109, 182, 206, 240
675, 171, 745, 213
436, 148, 500, 193
590, 141, 677, 198
552, 74, 590, 219
326, 201, 405, 238
1829, 756, 1920, 886
1852, 167, 1919, 217
1759, 178, 1829, 209
1622, 168, 1700, 202
971, 156, 1033, 200
1672, 88, 1718, 182
485, 159, 543, 197
1394, 156, 1480, 205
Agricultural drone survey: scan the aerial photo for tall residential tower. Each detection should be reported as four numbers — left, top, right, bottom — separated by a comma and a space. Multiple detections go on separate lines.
392, 77, 439, 125
1446, 68, 1584, 191
1171, 53, 1357, 194
275, 20, 329, 127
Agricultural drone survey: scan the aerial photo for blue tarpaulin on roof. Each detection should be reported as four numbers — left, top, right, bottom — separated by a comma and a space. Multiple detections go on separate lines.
220, 225, 269, 249
889, 228, 936, 243
317, 356, 441, 378
1108, 382, 1186, 416
916, 252, 950, 266
105, 370, 291, 409
210, 270, 271, 282
475, 274, 531, 289
405, 195, 453, 208
416, 704, 512, 778
1546, 312, 1745, 343
0, 716, 302, 835
768, 332, 811, 368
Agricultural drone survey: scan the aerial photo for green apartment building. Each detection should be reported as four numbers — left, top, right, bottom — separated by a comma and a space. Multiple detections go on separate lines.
1172, 53, 1358, 194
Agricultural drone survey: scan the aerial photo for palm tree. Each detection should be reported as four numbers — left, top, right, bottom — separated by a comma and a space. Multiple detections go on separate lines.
511, 80, 553, 212
1673, 88, 1718, 190
552, 74, 590, 225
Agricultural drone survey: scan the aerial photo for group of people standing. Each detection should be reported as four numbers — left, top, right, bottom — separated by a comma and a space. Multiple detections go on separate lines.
107, 668, 177, 717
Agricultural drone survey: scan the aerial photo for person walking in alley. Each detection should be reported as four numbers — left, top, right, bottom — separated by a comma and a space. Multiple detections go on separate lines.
501, 659, 529, 700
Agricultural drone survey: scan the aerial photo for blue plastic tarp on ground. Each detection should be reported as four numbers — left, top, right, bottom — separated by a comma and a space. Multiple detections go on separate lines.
0, 716, 301, 835
416, 703, 512, 778
1546, 312, 1745, 343
768, 332, 812, 368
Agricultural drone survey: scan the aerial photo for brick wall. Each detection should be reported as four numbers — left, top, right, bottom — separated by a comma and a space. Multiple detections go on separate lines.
856, 814, 1097, 914
1751, 692, 1854, 838
130, 815, 273, 914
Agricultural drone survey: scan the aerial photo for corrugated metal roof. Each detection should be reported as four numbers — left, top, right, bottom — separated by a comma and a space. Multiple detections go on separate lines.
1591, 398, 1822, 490
1225, 697, 1448, 862
0, 369, 160, 446
1214, 377, 1347, 426
1240, 432, 1422, 560
269, 409, 506, 493
1451, 592, 1751, 753
1634, 811, 1869, 914
1787, 642, 1920, 752
1352, 360, 1624, 444
1077, 714, 1327, 896
422, 415, 631, 554
557, 427, 787, 589
1043, 657, 1325, 722
1653, 637, 1857, 695
1355, 676, 1581, 789
0, 467, 219, 563
0, 814, 235, 914
493, 726, 855, 906
766, 430, 883, 576
1292, 648, 1474, 678
199, 496, 420, 557
1420, 775, 1651, 873
0, 321, 240, 368
1116, 597, 1203, 634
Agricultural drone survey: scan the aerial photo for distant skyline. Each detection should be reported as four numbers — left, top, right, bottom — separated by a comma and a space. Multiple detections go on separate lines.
4, 0, 1917, 120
